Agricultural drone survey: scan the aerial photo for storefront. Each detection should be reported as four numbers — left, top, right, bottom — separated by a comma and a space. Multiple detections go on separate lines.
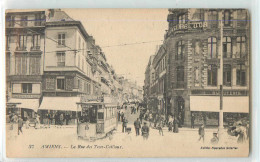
38, 97, 81, 125
189, 96, 249, 126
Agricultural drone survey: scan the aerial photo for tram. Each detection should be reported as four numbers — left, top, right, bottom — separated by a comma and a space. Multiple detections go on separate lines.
77, 101, 118, 141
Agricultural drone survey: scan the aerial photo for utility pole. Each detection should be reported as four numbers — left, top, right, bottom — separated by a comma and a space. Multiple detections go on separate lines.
218, 10, 224, 140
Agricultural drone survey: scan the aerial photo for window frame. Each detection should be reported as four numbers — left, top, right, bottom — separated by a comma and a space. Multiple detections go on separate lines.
207, 64, 218, 86
176, 41, 184, 60
56, 51, 65, 67
236, 64, 246, 86
22, 83, 32, 94
223, 64, 232, 86
56, 77, 65, 90
223, 36, 232, 58
236, 36, 246, 58
58, 33, 66, 46
208, 37, 217, 58
224, 10, 231, 26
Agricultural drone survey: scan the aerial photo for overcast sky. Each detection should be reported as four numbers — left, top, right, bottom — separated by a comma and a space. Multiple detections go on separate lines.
63, 9, 168, 87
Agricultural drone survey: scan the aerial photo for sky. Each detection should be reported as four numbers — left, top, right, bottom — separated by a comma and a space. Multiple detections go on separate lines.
63, 9, 168, 87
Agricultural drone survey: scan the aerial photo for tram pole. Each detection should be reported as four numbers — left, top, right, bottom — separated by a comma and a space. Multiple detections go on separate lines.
218, 11, 224, 141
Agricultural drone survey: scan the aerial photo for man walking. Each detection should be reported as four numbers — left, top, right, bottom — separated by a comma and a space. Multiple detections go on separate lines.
141, 122, 150, 140
134, 118, 141, 136
122, 117, 128, 133
18, 115, 23, 135
198, 124, 205, 142
191, 113, 195, 129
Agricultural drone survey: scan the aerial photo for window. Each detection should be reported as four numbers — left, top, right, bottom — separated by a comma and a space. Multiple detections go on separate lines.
236, 36, 246, 58
177, 66, 184, 81
223, 37, 232, 58
57, 52, 65, 66
208, 37, 217, 58
236, 64, 246, 86
15, 54, 27, 75
223, 64, 231, 86
35, 14, 42, 26
57, 78, 65, 90
29, 55, 41, 75
6, 35, 10, 50
208, 10, 218, 28
21, 16, 28, 26
6, 53, 10, 75
207, 65, 217, 86
224, 10, 231, 26
237, 10, 247, 27
58, 33, 65, 46
178, 14, 186, 24
176, 41, 184, 60
19, 35, 27, 49
22, 83, 32, 93
32, 34, 40, 48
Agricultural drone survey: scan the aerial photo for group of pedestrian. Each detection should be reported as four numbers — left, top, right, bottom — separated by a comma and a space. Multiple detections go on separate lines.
134, 118, 150, 140
54, 112, 71, 127
167, 115, 179, 133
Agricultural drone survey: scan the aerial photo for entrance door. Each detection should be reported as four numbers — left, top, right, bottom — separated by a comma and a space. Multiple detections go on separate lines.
176, 97, 185, 125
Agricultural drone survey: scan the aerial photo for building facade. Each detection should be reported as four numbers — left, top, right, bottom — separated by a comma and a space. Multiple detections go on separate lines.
145, 9, 250, 127
6, 11, 46, 119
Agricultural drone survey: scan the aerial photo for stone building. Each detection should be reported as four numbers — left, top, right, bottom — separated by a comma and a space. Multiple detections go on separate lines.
145, 9, 250, 127
6, 10, 46, 119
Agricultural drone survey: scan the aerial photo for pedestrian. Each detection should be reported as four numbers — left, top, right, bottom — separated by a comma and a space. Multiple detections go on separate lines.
122, 117, 128, 133
139, 113, 143, 124
234, 123, 246, 144
121, 112, 124, 122
65, 113, 71, 125
173, 117, 179, 133
191, 113, 195, 129
60, 113, 64, 126
54, 113, 58, 125
118, 111, 121, 122
158, 119, 164, 136
210, 132, 219, 145
198, 124, 205, 142
168, 115, 173, 131
25, 117, 29, 129
18, 115, 23, 135
141, 122, 150, 140
134, 118, 141, 136
149, 113, 153, 127
35, 114, 40, 129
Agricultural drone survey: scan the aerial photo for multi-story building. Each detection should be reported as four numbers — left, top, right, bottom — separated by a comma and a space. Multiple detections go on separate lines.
6, 10, 46, 119
145, 9, 249, 127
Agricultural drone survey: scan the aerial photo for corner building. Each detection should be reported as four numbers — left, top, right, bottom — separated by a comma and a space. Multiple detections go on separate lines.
165, 9, 249, 127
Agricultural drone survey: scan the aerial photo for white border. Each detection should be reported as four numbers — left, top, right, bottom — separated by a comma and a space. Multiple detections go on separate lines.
1, 0, 259, 161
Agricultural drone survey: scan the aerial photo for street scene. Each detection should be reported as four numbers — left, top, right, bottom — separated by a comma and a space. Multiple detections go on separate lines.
5, 9, 250, 157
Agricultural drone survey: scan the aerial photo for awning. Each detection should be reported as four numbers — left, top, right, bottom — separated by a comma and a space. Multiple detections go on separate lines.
39, 97, 81, 111
7, 98, 39, 112
190, 96, 249, 113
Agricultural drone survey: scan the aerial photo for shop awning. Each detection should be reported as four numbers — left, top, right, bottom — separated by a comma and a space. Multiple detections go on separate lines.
7, 98, 39, 112
190, 96, 249, 113
39, 97, 81, 111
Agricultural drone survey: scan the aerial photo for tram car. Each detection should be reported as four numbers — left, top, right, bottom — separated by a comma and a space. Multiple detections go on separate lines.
77, 101, 118, 141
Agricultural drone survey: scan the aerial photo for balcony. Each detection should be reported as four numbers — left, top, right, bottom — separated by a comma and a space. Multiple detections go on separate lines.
30, 46, 41, 51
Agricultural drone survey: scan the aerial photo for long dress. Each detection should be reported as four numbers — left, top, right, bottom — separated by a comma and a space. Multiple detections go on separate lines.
173, 119, 179, 133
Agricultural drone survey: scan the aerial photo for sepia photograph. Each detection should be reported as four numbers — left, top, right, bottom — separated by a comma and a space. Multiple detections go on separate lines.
5, 8, 250, 158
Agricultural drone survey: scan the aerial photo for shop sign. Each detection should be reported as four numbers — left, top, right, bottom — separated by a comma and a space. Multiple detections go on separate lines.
170, 22, 208, 33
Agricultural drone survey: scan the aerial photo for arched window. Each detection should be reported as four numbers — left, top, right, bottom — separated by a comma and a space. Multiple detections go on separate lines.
208, 37, 217, 58
176, 41, 184, 60
176, 66, 184, 88
223, 64, 231, 86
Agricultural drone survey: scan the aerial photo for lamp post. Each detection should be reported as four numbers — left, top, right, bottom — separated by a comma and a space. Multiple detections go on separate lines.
218, 11, 224, 140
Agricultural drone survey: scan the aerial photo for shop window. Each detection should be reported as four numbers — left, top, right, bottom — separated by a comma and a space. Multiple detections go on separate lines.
58, 33, 65, 46
22, 83, 32, 93
176, 41, 184, 60
57, 78, 65, 90
223, 37, 232, 58
224, 10, 231, 26
236, 64, 246, 86
208, 37, 217, 58
236, 36, 246, 58
223, 64, 231, 86
207, 64, 217, 86
57, 52, 65, 66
